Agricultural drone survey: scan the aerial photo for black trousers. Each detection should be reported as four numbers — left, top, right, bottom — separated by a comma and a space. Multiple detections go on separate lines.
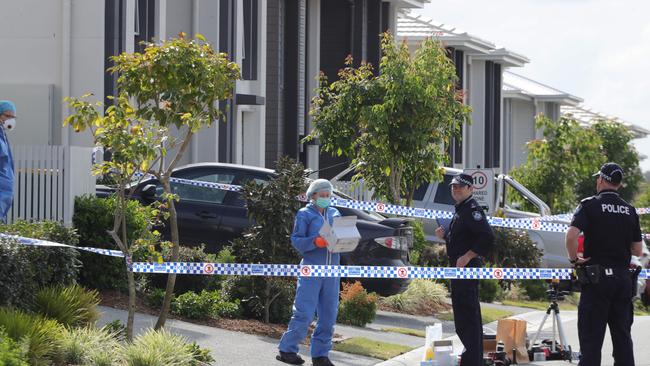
450, 259, 483, 366
578, 267, 634, 366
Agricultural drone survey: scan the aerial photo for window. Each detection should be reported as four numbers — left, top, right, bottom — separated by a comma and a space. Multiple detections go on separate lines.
445, 48, 465, 165
412, 183, 429, 201
158, 173, 236, 204
484, 61, 501, 168
134, 0, 156, 53
433, 175, 455, 205
242, 0, 258, 80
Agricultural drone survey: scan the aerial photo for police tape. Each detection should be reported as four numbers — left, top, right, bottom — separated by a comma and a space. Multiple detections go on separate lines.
4, 233, 648, 280
131, 262, 649, 280
0, 233, 125, 257
155, 175, 573, 233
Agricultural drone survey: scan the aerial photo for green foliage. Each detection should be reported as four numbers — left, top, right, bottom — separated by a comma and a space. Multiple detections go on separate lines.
0, 221, 80, 308
147, 245, 223, 294
228, 156, 306, 323
74, 195, 155, 291
101, 320, 127, 342
308, 33, 470, 204
33, 285, 100, 328
59, 326, 123, 366
0, 308, 65, 365
576, 120, 643, 201
186, 342, 215, 366
416, 244, 448, 268
337, 282, 378, 327
123, 329, 196, 366
520, 280, 549, 301
486, 228, 542, 269
171, 290, 241, 320
511, 115, 604, 213
221, 276, 296, 324
408, 221, 427, 265
146, 288, 168, 309
382, 279, 448, 315
0, 329, 28, 366
479, 280, 502, 303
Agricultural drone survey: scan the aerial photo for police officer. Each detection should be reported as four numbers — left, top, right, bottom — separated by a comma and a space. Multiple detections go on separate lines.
435, 173, 495, 365
566, 162, 644, 366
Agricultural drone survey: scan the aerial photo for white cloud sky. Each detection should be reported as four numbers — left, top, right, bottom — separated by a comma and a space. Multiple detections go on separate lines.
414, 0, 650, 172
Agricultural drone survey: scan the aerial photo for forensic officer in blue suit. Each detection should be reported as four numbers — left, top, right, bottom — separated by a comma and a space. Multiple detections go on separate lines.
277, 179, 341, 366
0, 100, 16, 222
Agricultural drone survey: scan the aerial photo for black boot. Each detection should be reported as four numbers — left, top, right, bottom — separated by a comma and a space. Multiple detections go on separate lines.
276, 351, 305, 365
312, 357, 335, 366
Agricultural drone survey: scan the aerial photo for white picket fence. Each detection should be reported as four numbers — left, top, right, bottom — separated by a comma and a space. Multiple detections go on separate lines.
332, 179, 376, 202
7, 145, 95, 225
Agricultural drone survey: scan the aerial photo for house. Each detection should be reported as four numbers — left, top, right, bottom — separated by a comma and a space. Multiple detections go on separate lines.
264, 0, 431, 177
502, 71, 583, 172
396, 12, 529, 173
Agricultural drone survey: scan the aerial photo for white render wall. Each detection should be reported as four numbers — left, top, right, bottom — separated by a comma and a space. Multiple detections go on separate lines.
0, 0, 103, 148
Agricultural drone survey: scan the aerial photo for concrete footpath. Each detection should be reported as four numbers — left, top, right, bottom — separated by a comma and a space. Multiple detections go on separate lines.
98, 306, 378, 366
377, 310, 650, 366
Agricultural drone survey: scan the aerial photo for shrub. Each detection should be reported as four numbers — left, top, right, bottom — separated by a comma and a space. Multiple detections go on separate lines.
408, 221, 428, 265
171, 290, 241, 320
0, 220, 80, 308
382, 279, 449, 315
417, 244, 448, 268
221, 276, 296, 324
479, 280, 503, 303
486, 228, 542, 269
59, 326, 123, 366
0, 329, 27, 366
0, 308, 65, 365
337, 281, 377, 327
123, 329, 196, 366
101, 320, 127, 342
33, 284, 100, 327
145, 288, 168, 308
147, 245, 222, 295
520, 280, 549, 301
186, 342, 215, 366
73, 195, 153, 291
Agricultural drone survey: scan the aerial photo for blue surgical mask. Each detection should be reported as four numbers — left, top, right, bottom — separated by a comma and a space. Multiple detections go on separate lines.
315, 197, 330, 209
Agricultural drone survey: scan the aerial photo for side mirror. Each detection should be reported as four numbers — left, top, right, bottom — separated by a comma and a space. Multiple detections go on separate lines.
141, 184, 157, 202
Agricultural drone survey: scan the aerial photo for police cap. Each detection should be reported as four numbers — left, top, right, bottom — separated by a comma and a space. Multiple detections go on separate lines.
593, 162, 624, 184
450, 173, 473, 186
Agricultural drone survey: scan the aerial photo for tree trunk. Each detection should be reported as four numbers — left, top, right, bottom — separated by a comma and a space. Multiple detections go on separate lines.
264, 280, 271, 324
155, 181, 180, 329
126, 265, 137, 340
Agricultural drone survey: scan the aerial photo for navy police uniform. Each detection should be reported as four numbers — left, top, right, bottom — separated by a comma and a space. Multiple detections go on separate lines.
570, 163, 642, 366
445, 174, 495, 366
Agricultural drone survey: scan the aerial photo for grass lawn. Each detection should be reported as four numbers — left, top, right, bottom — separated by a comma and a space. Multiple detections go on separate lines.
437, 307, 514, 324
333, 337, 415, 360
502, 300, 577, 311
380, 327, 425, 338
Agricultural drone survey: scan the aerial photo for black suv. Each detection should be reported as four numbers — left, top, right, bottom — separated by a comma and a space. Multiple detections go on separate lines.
96, 163, 413, 296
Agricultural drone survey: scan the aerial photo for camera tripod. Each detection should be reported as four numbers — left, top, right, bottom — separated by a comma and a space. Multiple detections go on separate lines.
528, 281, 573, 362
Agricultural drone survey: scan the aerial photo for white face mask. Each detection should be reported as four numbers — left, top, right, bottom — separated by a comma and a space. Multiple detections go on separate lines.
2, 118, 15, 131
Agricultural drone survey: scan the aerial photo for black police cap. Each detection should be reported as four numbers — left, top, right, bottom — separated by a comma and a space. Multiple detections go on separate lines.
450, 173, 473, 186
593, 162, 624, 184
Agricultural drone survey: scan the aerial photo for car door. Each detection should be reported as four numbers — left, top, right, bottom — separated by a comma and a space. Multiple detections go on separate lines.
166, 168, 238, 251
217, 171, 274, 244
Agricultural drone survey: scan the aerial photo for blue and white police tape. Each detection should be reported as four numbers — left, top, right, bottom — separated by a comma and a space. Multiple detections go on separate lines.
130, 262, 649, 280
5, 233, 648, 280
0, 233, 125, 258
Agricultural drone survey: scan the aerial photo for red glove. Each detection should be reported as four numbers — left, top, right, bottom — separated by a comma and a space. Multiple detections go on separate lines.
314, 236, 328, 248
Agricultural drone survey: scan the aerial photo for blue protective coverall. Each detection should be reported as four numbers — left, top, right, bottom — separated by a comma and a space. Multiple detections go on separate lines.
0, 126, 14, 222
278, 203, 341, 358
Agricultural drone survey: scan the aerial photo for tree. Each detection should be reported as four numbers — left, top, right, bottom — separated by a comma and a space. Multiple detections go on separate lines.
307, 33, 470, 205
68, 33, 240, 330
575, 120, 643, 201
510, 115, 603, 213
229, 156, 306, 323
65, 95, 162, 340
636, 183, 650, 238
